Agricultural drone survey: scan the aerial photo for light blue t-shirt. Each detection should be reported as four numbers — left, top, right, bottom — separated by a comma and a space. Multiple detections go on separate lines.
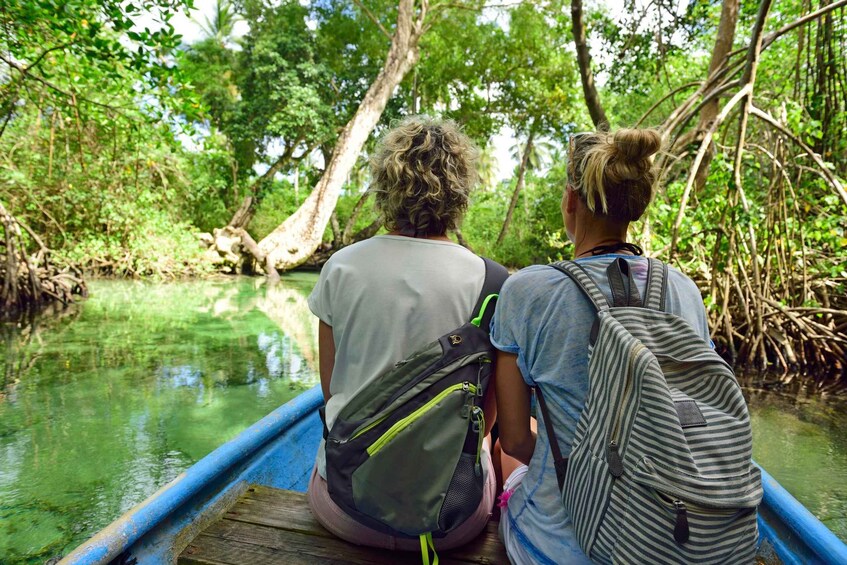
490, 255, 711, 565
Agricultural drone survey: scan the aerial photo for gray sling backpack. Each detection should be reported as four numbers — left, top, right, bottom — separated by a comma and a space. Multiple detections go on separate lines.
324, 257, 508, 557
537, 258, 763, 564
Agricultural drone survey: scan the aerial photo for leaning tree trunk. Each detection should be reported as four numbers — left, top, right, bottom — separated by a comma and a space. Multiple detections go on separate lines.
496, 130, 534, 246
258, 0, 426, 271
571, 0, 608, 129
690, 0, 740, 191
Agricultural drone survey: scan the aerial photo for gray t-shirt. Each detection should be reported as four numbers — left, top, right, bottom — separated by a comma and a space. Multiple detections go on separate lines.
308, 235, 486, 477
490, 255, 712, 565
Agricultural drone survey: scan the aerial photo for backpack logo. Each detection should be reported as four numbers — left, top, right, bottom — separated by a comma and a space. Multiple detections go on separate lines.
449, 334, 463, 346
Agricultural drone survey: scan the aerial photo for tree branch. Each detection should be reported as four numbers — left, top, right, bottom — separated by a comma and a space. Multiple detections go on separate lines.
0, 54, 129, 114
635, 81, 699, 127
761, 0, 847, 51
351, 0, 392, 40
669, 84, 751, 257
749, 105, 847, 207
571, 0, 608, 128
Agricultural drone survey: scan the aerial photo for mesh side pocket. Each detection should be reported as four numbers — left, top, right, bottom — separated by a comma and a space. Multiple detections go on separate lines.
438, 452, 484, 533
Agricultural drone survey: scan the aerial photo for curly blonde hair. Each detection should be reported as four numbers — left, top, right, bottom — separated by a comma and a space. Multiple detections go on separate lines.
370, 116, 479, 237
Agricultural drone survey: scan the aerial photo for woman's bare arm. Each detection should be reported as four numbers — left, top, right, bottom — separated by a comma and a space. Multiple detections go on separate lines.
318, 321, 335, 402
495, 350, 535, 465
482, 365, 497, 437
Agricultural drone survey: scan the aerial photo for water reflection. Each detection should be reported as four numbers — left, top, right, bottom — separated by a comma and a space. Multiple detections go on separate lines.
257, 282, 320, 374
744, 384, 847, 543
0, 274, 319, 564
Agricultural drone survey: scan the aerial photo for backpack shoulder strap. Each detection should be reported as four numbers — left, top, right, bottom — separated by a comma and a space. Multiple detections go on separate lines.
470, 257, 509, 331
535, 385, 568, 492
606, 257, 643, 307
549, 260, 609, 312
643, 258, 668, 311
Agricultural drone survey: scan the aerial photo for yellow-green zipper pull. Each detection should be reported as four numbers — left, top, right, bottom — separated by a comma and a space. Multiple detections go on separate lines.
472, 406, 484, 476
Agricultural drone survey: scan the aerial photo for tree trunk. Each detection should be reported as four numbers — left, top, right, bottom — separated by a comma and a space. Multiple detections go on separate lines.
692, 0, 740, 191
699, 0, 741, 130
341, 190, 374, 245
305, 218, 382, 267
496, 131, 534, 246
227, 145, 296, 229
571, 0, 608, 129
454, 229, 472, 251
228, 195, 255, 230
258, 0, 425, 271
330, 211, 341, 247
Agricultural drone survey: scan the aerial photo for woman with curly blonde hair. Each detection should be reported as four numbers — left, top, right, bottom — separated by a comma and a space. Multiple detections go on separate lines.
307, 116, 502, 552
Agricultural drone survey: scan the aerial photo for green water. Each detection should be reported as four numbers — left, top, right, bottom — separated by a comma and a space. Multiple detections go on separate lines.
0, 275, 320, 564
1, 277, 845, 563
746, 387, 847, 543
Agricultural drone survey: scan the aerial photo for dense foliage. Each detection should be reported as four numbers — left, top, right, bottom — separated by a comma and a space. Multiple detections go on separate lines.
1, 0, 845, 377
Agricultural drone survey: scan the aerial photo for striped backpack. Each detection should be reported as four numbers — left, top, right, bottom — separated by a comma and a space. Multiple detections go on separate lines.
537, 258, 763, 564
324, 257, 508, 561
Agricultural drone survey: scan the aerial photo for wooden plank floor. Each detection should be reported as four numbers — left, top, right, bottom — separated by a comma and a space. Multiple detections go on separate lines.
178, 485, 509, 565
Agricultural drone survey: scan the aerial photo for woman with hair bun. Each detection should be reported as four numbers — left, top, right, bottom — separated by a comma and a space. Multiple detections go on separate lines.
307, 115, 501, 551
491, 128, 713, 564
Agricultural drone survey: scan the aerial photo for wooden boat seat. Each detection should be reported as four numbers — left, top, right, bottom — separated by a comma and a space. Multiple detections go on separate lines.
178, 485, 509, 564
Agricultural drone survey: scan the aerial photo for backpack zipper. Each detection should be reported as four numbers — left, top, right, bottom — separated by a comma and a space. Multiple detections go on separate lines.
652, 488, 746, 516
606, 342, 644, 478
367, 382, 477, 456
375, 352, 489, 422
350, 412, 391, 441
673, 499, 689, 544
464, 358, 490, 418
650, 490, 743, 544
472, 405, 485, 470
351, 358, 489, 441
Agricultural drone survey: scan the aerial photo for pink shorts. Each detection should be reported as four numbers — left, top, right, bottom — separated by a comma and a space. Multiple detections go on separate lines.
308, 448, 496, 551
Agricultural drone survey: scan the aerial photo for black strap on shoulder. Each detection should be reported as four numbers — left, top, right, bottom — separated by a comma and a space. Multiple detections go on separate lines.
607, 258, 643, 307
470, 257, 509, 331
643, 258, 668, 311
549, 261, 609, 312
319, 404, 329, 440
535, 386, 568, 492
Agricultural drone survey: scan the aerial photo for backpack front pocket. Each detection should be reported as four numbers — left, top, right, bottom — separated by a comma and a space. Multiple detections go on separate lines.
350, 383, 478, 535
611, 459, 760, 564
366, 382, 477, 455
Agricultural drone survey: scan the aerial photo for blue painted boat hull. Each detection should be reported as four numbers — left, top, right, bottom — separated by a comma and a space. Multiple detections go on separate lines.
59, 385, 847, 565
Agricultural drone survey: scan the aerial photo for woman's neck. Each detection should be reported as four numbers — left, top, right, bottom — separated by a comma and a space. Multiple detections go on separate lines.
574, 238, 627, 258
576, 240, 643, 258
571, 214, 631, 258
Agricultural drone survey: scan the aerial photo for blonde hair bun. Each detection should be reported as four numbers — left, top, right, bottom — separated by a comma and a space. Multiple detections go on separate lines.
612, 128, 662, 166
570, 127, 663, 223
